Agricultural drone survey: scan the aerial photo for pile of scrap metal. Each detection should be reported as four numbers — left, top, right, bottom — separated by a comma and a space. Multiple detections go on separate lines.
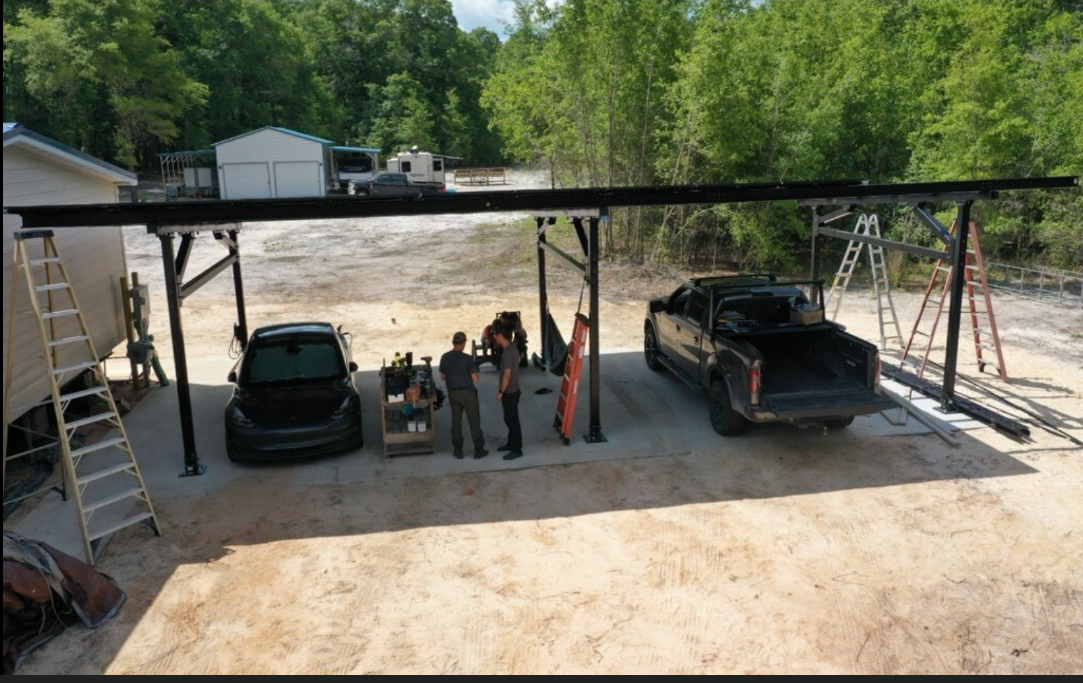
3, 531, 126, 673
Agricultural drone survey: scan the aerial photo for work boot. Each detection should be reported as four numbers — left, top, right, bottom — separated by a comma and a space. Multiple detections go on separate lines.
474, 449, 489, 459
502, 451, 523, 461
453, 451, 464, 460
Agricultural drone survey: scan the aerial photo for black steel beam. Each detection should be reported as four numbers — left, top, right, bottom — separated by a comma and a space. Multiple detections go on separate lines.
911, 205, 955, 245
881, 362, 1031, 438
538, 239, 586, 274
536, 217, 549, 369
8, 176, 1076, 228
159, 233, 204, 476
179, 253, 238, 300
941, 202, 972, 411
816, 226, 950, 261
586, 214, 606, 443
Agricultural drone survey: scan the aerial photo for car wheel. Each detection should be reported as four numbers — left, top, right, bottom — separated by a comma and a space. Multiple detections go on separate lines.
825, 415, 855, 429
644, 324, 663, 371
709, 379, 747, 436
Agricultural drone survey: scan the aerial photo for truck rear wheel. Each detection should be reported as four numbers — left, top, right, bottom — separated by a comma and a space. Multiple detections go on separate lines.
825, 415, 855, 429
644, 324, 663, 371
709, 379, 746, 436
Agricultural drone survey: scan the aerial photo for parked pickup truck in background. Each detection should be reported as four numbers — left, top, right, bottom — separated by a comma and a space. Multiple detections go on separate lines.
644, 274, 894, 435
347, 172, 442, 197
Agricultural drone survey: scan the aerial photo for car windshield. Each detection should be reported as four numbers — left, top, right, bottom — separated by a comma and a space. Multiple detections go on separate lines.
242, 340, 344, 384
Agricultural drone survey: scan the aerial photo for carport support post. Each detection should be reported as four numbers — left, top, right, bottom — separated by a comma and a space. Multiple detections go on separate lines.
536, 217, 548, 364
586, 212, 606, 443
158, 230, 204, 476
809, 208, 823, 305
228, 227, 248, 350
940, 200, 972, 413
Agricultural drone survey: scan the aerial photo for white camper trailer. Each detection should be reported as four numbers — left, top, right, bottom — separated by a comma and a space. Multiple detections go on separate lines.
385, 146, 446, 190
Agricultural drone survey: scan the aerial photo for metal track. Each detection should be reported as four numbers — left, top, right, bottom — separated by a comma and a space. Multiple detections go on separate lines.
880, 362, 1030, 438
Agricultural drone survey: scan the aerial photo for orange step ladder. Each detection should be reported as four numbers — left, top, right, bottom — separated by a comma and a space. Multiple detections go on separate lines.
900, 219, 1009, 382
553, 313, 589, 445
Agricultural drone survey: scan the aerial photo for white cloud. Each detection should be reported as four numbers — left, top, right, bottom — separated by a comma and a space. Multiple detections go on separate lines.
450, 0, 518, 36
450, 0, 563, 38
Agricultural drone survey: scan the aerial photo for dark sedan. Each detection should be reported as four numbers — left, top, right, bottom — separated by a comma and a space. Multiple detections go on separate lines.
224, 322, 363, 462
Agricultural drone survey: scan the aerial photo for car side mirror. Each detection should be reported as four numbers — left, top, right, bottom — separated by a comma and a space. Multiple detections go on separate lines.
349, 362, 358, 373
228, 370, 237, 383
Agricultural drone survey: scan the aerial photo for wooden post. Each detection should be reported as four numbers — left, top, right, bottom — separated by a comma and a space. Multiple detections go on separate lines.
119, 274, 141, 388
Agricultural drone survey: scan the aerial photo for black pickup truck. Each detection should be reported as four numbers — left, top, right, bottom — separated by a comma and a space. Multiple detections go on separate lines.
644, 274, 893, 435
347, 172, 442, 197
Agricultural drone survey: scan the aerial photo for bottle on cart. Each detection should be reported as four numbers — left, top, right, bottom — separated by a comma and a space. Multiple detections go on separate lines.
393, 351, 403, 369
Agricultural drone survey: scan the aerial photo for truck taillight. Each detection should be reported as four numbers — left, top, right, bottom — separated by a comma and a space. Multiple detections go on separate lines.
748, 367, 761, 393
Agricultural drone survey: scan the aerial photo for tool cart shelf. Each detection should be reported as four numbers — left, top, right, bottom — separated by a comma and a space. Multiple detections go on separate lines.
379, 358, 437, 457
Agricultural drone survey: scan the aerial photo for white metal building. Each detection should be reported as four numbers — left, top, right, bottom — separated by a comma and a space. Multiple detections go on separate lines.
3, 123, 137, 422
213, 126, 333, 199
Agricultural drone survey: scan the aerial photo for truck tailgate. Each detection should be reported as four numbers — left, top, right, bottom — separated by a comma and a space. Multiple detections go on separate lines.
762, 389, 894, 419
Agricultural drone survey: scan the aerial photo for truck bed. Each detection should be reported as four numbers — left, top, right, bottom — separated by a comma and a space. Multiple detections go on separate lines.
733, 324, 893, 419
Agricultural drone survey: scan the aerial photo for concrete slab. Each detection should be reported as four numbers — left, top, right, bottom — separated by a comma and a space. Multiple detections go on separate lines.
6, 350, 935, 562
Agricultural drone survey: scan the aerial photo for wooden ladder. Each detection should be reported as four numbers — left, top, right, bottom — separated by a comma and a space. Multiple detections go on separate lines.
825, 213, 904, 351
3, 230, 161, 565
900, 219, 1009, 382
553, 313, 589, 445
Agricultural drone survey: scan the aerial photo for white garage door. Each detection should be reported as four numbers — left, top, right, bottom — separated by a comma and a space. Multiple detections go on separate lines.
222, 163, 271, 199
274, 161, 322, 198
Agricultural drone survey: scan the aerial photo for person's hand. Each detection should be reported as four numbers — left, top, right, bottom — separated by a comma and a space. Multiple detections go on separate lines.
496, 391, 503, 402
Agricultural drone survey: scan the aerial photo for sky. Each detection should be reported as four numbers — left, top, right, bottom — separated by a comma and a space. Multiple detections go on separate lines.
449, 0, 518, 36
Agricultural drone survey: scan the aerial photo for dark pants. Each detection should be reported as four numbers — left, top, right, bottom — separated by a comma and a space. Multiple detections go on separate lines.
449, 388, 484, 454
501, 390, 522, 452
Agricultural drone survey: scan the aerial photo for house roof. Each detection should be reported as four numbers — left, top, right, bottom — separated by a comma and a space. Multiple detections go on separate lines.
3, 122, 137, 185
213, 126, 334, 147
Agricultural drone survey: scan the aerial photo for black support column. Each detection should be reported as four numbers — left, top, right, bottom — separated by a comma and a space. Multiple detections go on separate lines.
940, 201, 972, 412
586, 211, 605, 443
158, 230, 204, 476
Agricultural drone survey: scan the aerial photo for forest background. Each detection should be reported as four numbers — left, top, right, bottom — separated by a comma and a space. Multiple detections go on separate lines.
4, 0, 1081, 274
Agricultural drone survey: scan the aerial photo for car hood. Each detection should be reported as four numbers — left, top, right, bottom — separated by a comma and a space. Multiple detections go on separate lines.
233, 380, 353, 423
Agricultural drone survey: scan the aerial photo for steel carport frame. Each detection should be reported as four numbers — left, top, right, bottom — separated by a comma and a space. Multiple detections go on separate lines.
7, 175, 1078, 476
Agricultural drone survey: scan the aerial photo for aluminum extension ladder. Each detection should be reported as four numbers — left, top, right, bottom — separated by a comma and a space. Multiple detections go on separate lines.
553, 313, 589, 445
825, 213, 904, 351
900, 219, 1009, 382
3, 230, 161, 565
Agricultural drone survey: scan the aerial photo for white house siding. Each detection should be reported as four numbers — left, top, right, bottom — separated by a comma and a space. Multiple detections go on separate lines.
3, 146, 129, 421
215, 128, 327, 199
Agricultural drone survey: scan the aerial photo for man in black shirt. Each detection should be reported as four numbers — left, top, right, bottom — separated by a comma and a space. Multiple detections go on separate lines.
439, 331, 488, 459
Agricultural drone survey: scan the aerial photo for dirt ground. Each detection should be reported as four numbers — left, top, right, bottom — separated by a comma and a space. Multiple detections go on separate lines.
9, 170, 1083, 674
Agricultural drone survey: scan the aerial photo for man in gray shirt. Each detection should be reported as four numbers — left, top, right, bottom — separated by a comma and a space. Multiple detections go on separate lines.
493, 324, 523, 460
439, 331, 488, 459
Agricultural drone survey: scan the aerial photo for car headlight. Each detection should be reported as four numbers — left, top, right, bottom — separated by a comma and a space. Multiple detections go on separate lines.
229, 405, 255, 428
332, 396, 354, 419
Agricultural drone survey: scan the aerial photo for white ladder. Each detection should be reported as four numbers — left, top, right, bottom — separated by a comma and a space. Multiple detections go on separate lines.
825, 213, 904, 351
3, 229, 161, 565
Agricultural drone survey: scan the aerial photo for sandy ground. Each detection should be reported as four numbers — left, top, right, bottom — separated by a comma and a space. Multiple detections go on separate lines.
7, 170, 1083, 674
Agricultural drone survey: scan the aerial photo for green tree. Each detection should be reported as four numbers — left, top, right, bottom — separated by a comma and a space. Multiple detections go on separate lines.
5, 0, 207, 169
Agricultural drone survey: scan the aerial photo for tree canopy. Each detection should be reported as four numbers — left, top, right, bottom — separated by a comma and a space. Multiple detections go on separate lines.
4, 0, 1080, 269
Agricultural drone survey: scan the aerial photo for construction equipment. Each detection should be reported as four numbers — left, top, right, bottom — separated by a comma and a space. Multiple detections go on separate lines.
900, 219, 1009, 382
553, 313, 589, 445
3, 230, 161, 565
825, 213, 904, 351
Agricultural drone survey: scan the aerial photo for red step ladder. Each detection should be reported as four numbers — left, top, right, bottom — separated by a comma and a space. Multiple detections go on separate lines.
900, 219, 1009, 382
553, 313, 589, 445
